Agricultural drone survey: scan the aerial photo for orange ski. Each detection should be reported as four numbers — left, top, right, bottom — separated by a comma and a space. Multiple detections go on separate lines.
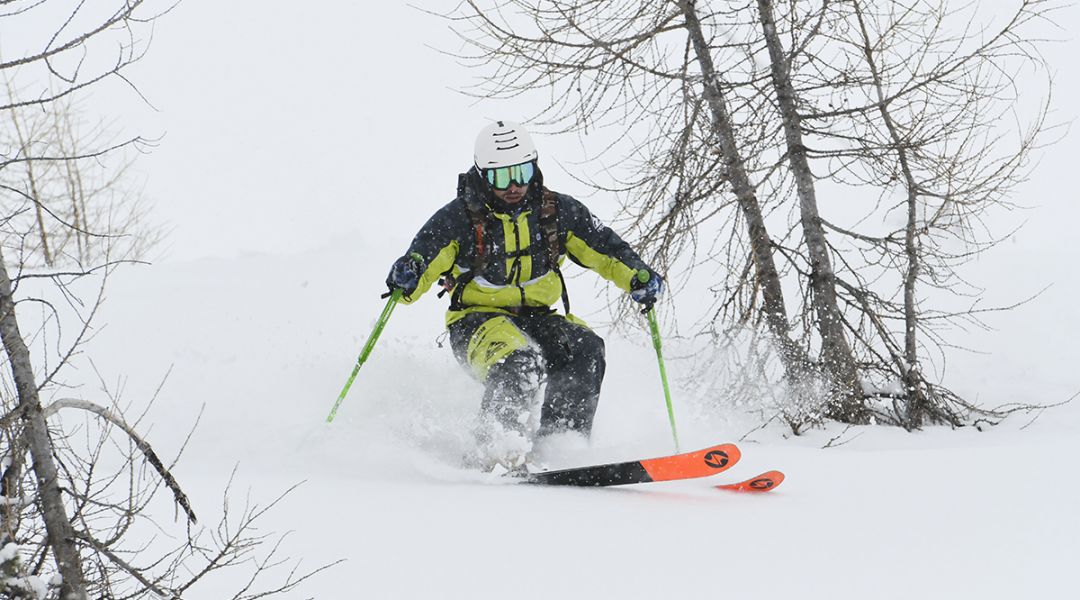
715, 470, 785, 492
526, 443, 740, 487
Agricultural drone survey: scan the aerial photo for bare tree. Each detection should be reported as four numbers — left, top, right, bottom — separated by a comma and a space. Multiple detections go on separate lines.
779, 0, 1057, 427
675, 0, 819, 404
443, 0, 823, 419
442, 0, 1057, 432
1, 1, 338, 597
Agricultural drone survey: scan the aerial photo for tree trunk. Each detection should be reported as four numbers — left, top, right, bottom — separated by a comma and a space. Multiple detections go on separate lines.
7, 106, 53, 266
850, 0, 928, 428
755, 0, 866, 422
677, 0, 810, 388
0, 248, 88, 600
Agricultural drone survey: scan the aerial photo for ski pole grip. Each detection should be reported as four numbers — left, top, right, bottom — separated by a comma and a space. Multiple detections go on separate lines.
636, 270, 654, 313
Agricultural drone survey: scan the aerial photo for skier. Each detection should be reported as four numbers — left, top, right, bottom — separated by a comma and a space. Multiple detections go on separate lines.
385, 121, 664, 471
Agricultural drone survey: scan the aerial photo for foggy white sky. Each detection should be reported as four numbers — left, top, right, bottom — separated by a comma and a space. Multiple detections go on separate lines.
87, 1, 1075, 260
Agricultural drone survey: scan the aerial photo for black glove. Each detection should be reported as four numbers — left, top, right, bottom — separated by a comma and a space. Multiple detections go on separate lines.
386, 253, 424, 294
630, 269, 664, 306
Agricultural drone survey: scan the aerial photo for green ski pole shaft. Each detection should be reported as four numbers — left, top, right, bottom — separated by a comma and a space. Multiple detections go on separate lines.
637, 270, 679, 451
326, 288, 403, 423
647, 306, 680, 452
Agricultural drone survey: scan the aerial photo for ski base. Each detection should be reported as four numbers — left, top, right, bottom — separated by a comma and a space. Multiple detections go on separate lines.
523, 443, 740, 487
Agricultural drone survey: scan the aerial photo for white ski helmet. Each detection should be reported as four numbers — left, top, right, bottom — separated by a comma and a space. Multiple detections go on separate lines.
473, 120, 538, 169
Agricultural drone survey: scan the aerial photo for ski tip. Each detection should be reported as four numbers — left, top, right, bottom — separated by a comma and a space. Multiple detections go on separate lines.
639, 443, 741, 482
715, 470, 785, 493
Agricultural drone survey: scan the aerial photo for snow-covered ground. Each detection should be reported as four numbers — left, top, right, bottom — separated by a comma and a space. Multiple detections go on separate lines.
64, 228, 1079, 599
21, 0, 1080, 598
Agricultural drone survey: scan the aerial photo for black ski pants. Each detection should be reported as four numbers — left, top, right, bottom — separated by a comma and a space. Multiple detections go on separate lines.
448, 310, 606, 437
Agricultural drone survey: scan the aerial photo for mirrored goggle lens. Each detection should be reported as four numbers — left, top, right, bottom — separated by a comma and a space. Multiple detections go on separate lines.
484, 162, 535, 190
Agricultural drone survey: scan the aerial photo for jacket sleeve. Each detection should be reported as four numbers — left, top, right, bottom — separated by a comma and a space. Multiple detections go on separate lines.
558, 194, 650, 292
398, 200, 463, 303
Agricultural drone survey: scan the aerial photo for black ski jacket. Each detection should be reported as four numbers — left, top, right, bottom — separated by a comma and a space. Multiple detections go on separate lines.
399, 166, 652, 325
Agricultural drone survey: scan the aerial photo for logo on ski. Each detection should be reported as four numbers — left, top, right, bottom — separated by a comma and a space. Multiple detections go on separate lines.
749, 478, 775, 490
703, 450, 730, 469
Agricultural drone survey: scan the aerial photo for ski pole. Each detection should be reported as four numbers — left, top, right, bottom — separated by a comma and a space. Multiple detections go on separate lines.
638, 271, 679, 452
647, 306, 680, 452
326, 288, 403, 423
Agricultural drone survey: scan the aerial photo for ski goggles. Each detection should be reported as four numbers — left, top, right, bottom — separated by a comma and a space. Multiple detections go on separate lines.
482, 161, 536, 190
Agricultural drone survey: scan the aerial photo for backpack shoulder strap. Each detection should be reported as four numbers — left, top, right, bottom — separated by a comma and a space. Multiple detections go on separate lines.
539, 188, 571, 315
443, 173, 489, 310
539, 188, 559, 269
